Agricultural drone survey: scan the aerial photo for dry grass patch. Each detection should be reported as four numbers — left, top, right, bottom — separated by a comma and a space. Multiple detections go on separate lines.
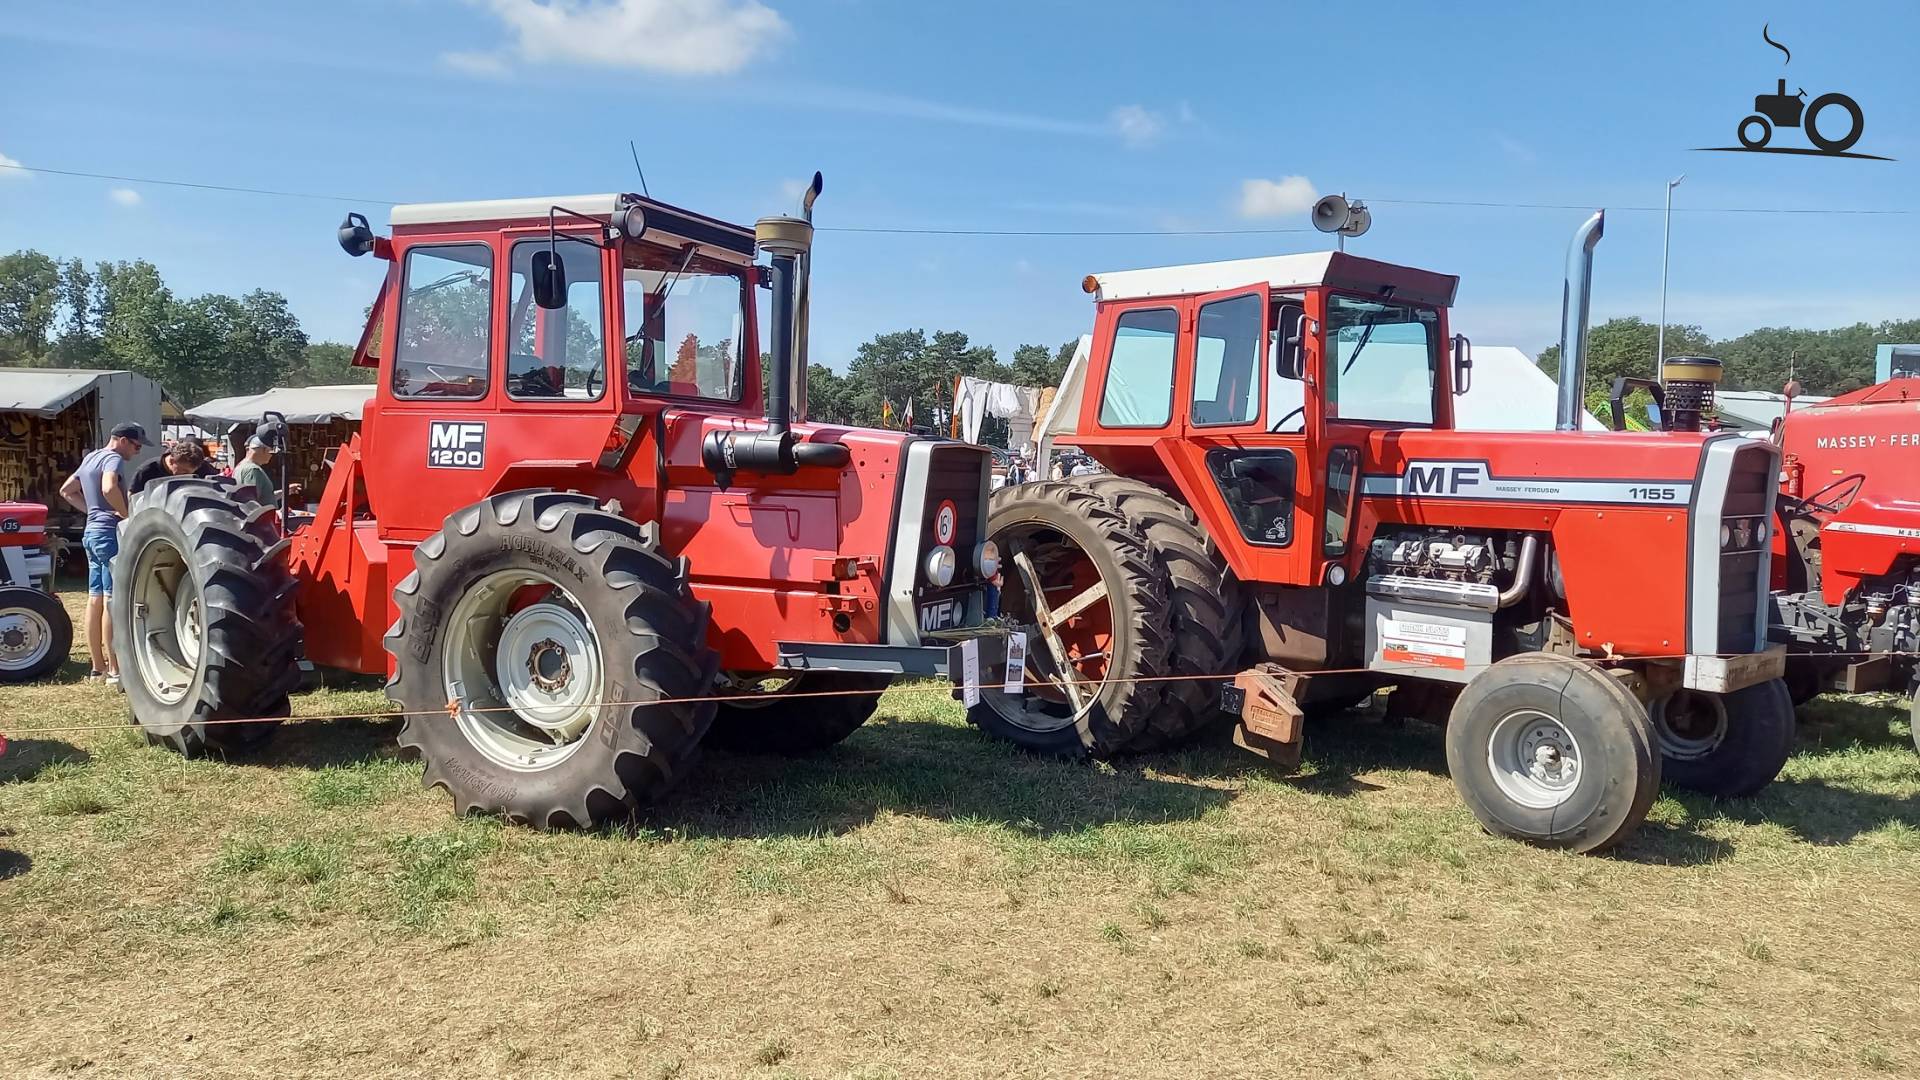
2, 594, 1919, 1076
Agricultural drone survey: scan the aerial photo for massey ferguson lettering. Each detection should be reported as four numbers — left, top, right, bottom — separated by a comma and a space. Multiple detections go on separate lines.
1812, 433, 1920, 450
1363, 461, 1692, 505
428, 421, 487, 469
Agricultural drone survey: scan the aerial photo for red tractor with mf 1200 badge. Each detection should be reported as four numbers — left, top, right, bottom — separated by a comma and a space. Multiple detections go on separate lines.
110, 176, 1007, 827
973, 211, 1791, 853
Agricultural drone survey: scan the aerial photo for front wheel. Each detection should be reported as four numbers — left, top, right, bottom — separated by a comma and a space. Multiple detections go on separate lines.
1737, 114, 1772, 149
1445, 654, 1659, 854
387, 492, 719, 828
0, 586, 71, 683
1649, 679, 1795, 797
705, 671, 890, 755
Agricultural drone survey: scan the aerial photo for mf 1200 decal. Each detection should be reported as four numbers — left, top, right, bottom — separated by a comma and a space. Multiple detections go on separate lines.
428, 420, 487, 469
1361, 460, 1693, 505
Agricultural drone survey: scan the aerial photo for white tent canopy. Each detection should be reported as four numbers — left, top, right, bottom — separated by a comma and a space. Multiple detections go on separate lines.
0, 367, 175, 419
1453, 346, 1605, 431
188, 384, 375, 430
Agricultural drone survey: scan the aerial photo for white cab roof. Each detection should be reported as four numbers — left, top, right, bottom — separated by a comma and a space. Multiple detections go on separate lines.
390, 194, 624, 227
1088, 253, 1337, 302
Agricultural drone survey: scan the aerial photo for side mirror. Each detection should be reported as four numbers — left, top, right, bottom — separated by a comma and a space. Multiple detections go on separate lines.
337, 212, 375, 257
1451, 333, 1473, 395
531, 249, 567, 310
1273, 304, 1307, 381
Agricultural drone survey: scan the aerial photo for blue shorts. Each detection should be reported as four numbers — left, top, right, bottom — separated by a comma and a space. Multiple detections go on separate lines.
83, 530, 119, 596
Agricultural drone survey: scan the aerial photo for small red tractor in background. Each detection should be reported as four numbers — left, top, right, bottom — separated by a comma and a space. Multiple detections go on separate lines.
110, 176, 1006, 827
1767, 377, 1920, 742
0, 499, 71, 683
973, 211, 1792, 853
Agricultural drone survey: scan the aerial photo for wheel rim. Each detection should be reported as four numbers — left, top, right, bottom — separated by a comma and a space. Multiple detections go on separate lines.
443, 569, 604, 772
130, 537, 203, 705
0, 604, 52, 672
978, 519, 1117, 734
717, 672, 800, 709
1487, 708, 1583, 810
1649, 689, 1727, 761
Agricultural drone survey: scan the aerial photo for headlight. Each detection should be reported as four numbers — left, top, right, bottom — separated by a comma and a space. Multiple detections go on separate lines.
1720, 524, 1732, 549
975, 540, 1000, 578
925, 545, 957, 587
1327, 563, 1348, 586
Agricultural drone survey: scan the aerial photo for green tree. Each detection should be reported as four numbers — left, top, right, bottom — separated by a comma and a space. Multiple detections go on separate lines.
1536, 317, 1715, 396
0, 250, 61, 361
295, 342, 374, 386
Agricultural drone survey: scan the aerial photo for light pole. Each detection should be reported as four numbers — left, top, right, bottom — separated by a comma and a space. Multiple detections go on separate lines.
1657, 173, 1686, 385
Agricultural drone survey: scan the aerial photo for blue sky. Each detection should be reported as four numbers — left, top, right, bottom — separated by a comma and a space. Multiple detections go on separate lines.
2, 1, 1916, 372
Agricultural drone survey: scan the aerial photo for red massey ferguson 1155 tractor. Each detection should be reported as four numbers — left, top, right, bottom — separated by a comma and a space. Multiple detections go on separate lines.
972, 211, 1792, 853
110, 177, 1006, 827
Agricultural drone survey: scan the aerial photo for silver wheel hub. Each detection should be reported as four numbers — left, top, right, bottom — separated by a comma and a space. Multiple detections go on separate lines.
0, 607, 50, 670
1489, 709, 1583, 809
444, 571, 603, 772
129, 538, 203, 707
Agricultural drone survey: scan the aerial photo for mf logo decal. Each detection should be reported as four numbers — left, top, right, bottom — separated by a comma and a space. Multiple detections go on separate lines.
1364, 460, 1694, 506
1406, 462, 1486, 496
428, 421, 487, 469
1695, 23, 1889, 161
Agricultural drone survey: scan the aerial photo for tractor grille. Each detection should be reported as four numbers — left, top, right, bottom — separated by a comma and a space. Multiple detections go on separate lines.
1711, 443, 1778, 653
916, 443, 989, 598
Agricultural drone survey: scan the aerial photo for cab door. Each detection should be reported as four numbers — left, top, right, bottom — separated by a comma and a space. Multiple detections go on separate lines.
1158, 285, 1325, 588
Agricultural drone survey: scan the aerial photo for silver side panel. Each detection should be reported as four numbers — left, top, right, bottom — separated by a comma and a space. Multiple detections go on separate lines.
0, 546, 30, 588
884, 441, 934, 646
1688, 436, 1778, 654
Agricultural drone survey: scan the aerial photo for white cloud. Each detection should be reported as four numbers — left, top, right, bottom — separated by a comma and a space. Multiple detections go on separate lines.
440, 50, 512, 77
1109, 104, 1165, 148
108, 187, 142, 206
470, 0, 788, 76
1237, 176, 1318, 219
0, 150, 26, 178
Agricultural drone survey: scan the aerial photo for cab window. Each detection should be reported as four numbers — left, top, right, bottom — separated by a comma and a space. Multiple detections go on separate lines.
1191, 293, 1261, 426
622, 247, 748, 401
506, 238, 606, 400
392, 244, 492, 400
1099, 307, 1177, 427
1326, 295, 1439, 425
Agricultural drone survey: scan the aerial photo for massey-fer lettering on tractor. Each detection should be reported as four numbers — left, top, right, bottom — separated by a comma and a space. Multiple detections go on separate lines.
981, 209, 1792, 854
108, 175, 1007, 828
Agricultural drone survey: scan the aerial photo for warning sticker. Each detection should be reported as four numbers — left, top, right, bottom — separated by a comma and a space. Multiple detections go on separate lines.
1380, 618, 1468, 671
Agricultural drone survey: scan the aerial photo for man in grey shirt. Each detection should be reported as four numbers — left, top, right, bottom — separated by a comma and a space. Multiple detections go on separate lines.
60, 421, 146, 684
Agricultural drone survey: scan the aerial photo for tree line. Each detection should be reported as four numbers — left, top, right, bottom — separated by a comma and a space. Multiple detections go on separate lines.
7, 245, 1913, 426
0, 249, 370, 407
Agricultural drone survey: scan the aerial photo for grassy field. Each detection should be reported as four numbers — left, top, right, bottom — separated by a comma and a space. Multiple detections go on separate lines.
4, 593, 1919, 1079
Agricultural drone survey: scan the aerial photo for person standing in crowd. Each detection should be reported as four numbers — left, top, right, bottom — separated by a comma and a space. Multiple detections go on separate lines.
233, 432, 279, 501
58, 421, 146, 686
129, 437, 218, 495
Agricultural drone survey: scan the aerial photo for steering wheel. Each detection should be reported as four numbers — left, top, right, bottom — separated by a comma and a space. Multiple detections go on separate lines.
585, 367, 605, 398
1270, 406, 1305, 433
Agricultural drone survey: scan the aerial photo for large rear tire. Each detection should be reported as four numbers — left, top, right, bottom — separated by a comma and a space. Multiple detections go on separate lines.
969, 481, 1172, 757
706, 671, 890, 755
0, 586, 71, 684
1079, 475, 1245, 750
1650, 679, 1795, 797
1445, 654, 1660, 854
387, 492, 719, 828
113, 476, 301, 754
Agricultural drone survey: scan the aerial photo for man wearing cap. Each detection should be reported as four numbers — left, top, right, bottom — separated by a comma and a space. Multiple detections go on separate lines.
233, 429, 280, 502
59, 421, 147, 685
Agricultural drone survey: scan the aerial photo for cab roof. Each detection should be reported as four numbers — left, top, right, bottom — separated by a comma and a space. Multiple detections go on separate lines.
1087, 250, 1458, 308
388, 193, 758, 262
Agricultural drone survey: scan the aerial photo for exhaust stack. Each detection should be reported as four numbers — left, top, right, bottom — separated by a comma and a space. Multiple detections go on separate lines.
791, 172, 822, 423
1556, 210, 1605, 431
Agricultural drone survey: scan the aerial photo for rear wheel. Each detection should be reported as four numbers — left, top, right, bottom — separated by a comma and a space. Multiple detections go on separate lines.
387, 491, 719, 828
1079, 475, 1244, 750
706, 671, 890, 755
114, 476, 300, 754
969, 481, 1172, 757
1650, 679, 1795, 797
1445, 654, 1659, 853
0, 586, 70, 683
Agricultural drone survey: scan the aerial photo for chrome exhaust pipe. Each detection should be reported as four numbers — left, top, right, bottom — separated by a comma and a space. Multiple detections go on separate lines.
790, 172, 822, 423
1556, 210, 1605, 431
